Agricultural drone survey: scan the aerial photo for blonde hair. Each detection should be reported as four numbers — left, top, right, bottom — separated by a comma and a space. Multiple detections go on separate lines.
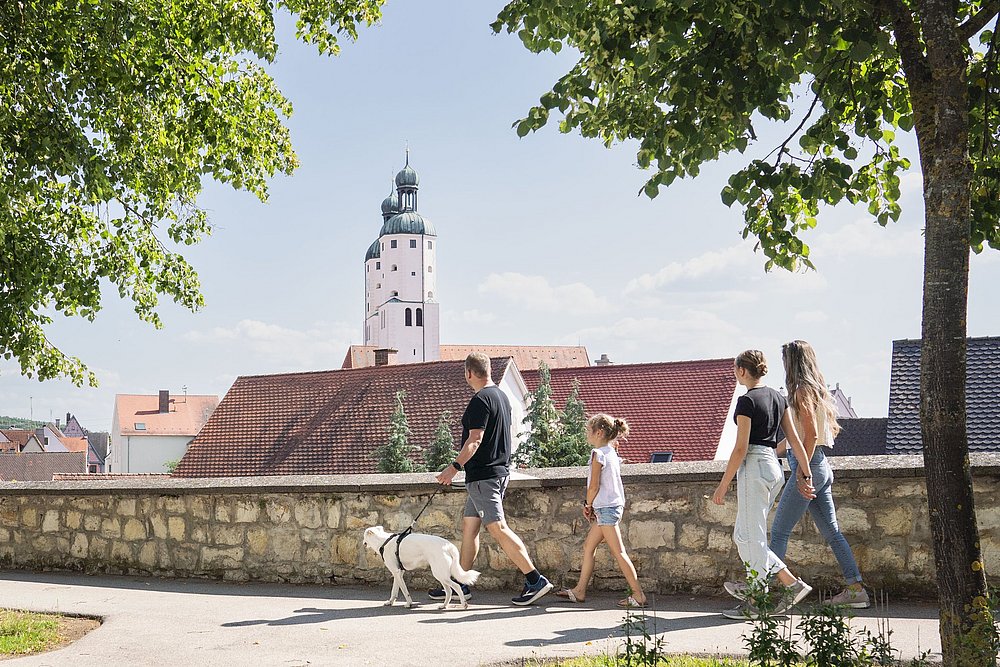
735, 349, 768, 379
782, 340, 841, 438
587, 413, 630, 445
464, 353, 491, 379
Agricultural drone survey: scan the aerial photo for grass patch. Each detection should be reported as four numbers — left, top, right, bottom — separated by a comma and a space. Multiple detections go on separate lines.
515, 658, 753, 666
0, 609, 63, 656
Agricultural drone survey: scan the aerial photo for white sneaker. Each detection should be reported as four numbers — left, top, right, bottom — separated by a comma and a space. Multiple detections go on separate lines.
774, 578, 812, 614
829, 587, 871, 609
723, 580, 748, 599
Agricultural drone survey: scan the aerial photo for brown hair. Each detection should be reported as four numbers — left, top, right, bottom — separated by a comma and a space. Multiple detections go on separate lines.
464, 352, 491, 379
781, 340, 841, 438
587, 413, 630, 445
735, 349, 768, 379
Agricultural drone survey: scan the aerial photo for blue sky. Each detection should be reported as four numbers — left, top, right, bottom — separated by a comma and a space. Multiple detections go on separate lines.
2, 2, 998, 432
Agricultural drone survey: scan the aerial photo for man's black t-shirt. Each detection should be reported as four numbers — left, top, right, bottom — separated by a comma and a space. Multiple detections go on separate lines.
462, 385, 512, 482
733, 386, 787, 448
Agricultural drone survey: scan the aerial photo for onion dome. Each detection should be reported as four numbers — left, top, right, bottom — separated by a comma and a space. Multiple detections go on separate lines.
365, 239, 380, 261
381, 211, 436, 236
395, 164, 419, 187
380, 190, 399, 216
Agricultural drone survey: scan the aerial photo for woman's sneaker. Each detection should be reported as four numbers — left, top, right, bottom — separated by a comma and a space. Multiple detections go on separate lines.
723, 581, 748, 599
427, 580, 471, 601
511, 575, 553, 606
722, 601, 788, 620
773, 578, 813, 615
829, 587, 871, 609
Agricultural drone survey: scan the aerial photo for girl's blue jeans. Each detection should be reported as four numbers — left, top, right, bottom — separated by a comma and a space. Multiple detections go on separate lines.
769, 448, 863, 584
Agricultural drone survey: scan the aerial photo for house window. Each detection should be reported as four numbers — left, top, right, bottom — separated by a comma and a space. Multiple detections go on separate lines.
391, 265, 397, 271
410, 239, 417, 248
134, 423, 146, 430
391, 240, 397, 249
416, 308, 423, 327
427, 240, 433, 249
376, 261, 380, 269
405, 308, 412, 326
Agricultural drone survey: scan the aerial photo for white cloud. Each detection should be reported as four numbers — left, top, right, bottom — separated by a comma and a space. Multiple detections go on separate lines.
813, 218, 922, 261
445, 309, 498, 326
794, 310, 830, 324
182, 319, 355, 372
567, 311, 743, 360
477, 272, 611, 314
625, 245, 757, 294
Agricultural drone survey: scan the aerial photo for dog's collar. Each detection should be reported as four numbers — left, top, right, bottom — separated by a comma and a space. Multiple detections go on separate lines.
378, 527, 413, 572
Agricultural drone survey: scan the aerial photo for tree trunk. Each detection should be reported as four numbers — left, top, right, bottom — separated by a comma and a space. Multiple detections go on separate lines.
912, 2, 992, 664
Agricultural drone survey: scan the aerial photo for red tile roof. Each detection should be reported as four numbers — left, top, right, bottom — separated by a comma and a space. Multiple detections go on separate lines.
115, 394, 219, 436
0, 452, 87, 481
174, 358, 516, 477
0, 430, 40, 453
521, 359, 738, 463
341, 345, 590, 370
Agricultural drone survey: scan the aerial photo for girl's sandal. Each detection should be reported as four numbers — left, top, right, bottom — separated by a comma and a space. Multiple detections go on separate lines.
617, 595, 648, 608
555, 588, 584, 603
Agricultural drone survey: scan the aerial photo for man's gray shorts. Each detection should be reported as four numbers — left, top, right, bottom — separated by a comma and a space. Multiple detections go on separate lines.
463, 476, 509, 525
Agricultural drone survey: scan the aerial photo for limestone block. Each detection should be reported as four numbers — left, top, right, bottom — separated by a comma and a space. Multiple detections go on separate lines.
510, 516, 545, 534
875, 506, 913, 537
272, 531, 302, 561
100, 518, 121, 539
976, 505, 1000, 531
89, 536, 109, 559
549, 519, 576, 536
168, 516, 186, 540
415, 509, 452, 530
83, 514, 101, 532
42, 510, 60, 533
629, 498, 664, 514
123, 519, 147, 541
172, 546, 199, 571
138, 541, 157, 568
835, 507, 870, 533
0, 529, 9, 543
223, 569, 249, 582
190, 497, 212, 521
345, 511, 379, 531
247, 527, 268, 556
487, 546, 514, 571
162, 496, 186, 514
149, 513, 168, 539
786, 538, 826, 566
157, 542, 173, 569
70, 498, 94, 512
657, 551, 717, 582
190, 525, 209, 544
213, 524, 244, 546
304, 543, 332, 564
110, 540, 133, 563
382, 511, 411, 532
678, 524, 708, 550
531, 539, 568, 571
0, 504, 17, 527
214, 501, 232, 523
326, 500, 342, 528
31, 535, 56, 552
21, 507, 38, 528
333, 535, 357, 565
981, 535, 999, 577
708, 528, 734, 552
202, 546, 242, 569
857, 544, 906, 571
56, 536, 70, 553
65, 510, 82, 530
138, 497, 153, 516
118, 499, 137, 516
700, 497, 736, 525
265, 499, 292, 524
627, 519, 675, 550
887, 482, 926, 498
907, 545, 933, 574
234, 500, 260, 523
70, 533, 88, 559
376, 495, 402, 509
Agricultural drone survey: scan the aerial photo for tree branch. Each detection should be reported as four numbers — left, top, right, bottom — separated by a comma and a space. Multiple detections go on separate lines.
881, 0, 933, 138
959, 0, 1000, 41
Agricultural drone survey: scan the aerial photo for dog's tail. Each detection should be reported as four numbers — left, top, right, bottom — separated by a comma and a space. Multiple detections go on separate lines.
447, 544, 481, 586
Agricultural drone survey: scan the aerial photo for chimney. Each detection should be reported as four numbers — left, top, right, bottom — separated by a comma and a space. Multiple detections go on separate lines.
55, 418, 61, 428
374, 348, 398, 367
158, 390, 170, 414
66, 412, 71, 425
594, 353, 613, 366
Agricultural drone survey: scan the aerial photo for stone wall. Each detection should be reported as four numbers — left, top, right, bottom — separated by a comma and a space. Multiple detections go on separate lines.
1, 454, 998, 597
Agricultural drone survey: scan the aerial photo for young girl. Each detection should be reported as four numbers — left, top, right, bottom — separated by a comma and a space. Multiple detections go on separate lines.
555, 414, 647, 608
712, 350, 815, 619
768, 340, 869, 608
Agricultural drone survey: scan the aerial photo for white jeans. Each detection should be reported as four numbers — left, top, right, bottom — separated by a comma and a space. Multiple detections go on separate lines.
733, 446, 787, 581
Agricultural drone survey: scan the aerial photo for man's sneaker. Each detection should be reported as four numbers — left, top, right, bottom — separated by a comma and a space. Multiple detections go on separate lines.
511, 574, 553, 606
773, 578, 813, 615
723, 580, 748, 600
829, 587, 871, 609
428, 581, 471, 601
722, 601, 788, 620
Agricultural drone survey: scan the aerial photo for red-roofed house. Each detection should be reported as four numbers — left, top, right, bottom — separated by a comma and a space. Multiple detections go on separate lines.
521, 359, 741, 463
111, 391, 219, 473
0, 430, 45, 453
175, 357, 527, 477
342, 344, 590, 371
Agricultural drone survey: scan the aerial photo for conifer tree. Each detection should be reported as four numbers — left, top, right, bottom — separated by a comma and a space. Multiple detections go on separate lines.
375, 390, 421, 473
544, 379, 590, 468
424, 410, 456, 472
515, 362, 560, 468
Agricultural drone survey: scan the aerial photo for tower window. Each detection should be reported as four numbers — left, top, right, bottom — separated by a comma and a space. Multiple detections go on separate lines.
410, 239, 417, 248
391, 240, 397, 249
391, 265, 397, 272
427, 266, 433, 273
427, 241, 433, 249
391, 290, 398, 297
428, 291, 434, 299
405, 308, 412, 326
411, 271, 416, 276
376, 283, 381, 289
376, 261, 380, 269
416, 307, 423, 327
381, 243, 384, 251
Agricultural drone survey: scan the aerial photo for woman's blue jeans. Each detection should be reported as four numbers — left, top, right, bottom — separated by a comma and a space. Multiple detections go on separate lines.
769, 448, 863, 584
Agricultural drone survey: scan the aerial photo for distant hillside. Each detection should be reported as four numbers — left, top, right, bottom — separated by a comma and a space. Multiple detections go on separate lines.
0, 416, 45, 430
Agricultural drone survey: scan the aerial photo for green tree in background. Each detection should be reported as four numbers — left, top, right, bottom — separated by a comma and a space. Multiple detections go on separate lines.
375, 390, 422, 474
494, 0, 1000, 661
0, 0, 385, 385
541, 379, 590, 467
516, 361, 560, 468
424, 410, 455, 472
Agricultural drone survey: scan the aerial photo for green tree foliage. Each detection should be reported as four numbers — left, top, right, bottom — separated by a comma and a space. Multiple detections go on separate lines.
494, 1, 999, 662
516, 361, 560, 468
424, 410, 455, 472
0, 0, 385, 385
541, 379, 590, 467
375, 390, 422, 474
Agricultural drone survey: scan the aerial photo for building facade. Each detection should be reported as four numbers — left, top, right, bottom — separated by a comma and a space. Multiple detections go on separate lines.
363, 153, 440, 364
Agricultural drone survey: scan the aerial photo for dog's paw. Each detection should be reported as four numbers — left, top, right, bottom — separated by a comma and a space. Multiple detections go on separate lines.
437, 603, 447, 610
383, 600, 394, 606
405, 601, 414, 609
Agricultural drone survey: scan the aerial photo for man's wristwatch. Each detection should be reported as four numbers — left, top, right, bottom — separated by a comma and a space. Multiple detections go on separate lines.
451, 461, 463, 471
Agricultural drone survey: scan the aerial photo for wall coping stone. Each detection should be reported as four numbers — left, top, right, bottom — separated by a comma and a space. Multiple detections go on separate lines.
1, 453, 996, 496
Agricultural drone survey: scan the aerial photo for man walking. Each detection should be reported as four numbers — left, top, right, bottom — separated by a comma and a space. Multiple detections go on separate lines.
434, 353, 553, 606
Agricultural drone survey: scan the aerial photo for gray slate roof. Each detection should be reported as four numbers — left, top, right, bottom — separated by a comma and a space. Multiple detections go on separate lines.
0, 452, 87, 481
886, 336, 1000, 454
829, 418, 888, 456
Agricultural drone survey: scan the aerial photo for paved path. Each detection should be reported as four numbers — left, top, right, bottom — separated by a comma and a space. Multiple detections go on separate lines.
1, 571, 942, 666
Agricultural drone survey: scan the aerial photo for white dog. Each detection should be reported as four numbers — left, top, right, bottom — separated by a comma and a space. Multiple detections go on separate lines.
363, 525, 480, 610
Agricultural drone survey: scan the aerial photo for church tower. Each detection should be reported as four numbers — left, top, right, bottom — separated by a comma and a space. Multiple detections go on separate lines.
363, 152, 440, 363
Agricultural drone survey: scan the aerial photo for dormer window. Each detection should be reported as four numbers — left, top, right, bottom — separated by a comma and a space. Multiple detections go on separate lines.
134, 423, 147, 431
